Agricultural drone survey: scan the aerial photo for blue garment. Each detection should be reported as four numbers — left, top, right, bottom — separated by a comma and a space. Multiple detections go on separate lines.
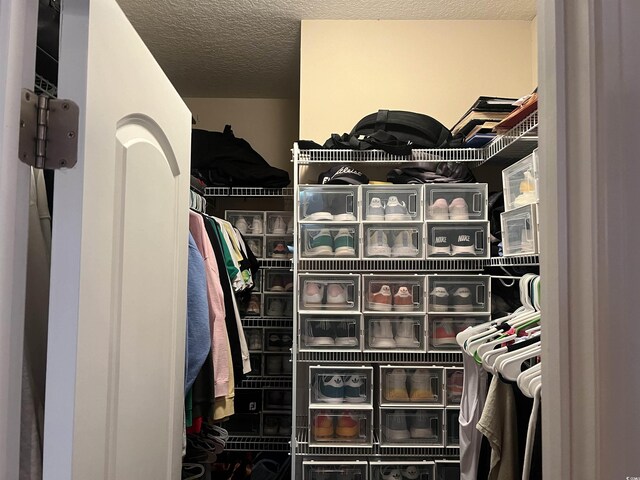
185, 233, 211, 393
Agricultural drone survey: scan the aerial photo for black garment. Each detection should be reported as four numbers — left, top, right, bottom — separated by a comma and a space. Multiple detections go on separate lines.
476, 373, 493, 479
202, 215, 245, 386
190, 349, 215, 420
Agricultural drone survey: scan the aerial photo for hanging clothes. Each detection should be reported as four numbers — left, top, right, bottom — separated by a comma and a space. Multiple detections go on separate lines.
460, 352, 489, 480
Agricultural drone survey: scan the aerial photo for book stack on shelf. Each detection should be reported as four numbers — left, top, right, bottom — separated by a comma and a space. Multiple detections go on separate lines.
451, 96, 519, 147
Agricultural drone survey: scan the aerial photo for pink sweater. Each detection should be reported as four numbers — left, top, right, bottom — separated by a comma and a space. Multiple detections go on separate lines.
189, 212, 230, 398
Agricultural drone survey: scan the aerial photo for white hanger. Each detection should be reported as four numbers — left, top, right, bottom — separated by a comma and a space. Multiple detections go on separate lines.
481, 331, 540, 374
496, 342, 541, 381
517, 363, 542, 397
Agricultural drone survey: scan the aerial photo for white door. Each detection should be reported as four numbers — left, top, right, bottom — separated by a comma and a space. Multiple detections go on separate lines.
41, 0, 192, 478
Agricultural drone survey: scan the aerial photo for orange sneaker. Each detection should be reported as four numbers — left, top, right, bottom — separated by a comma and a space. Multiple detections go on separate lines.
312, 413, 334, 440
335, 413, 360, 439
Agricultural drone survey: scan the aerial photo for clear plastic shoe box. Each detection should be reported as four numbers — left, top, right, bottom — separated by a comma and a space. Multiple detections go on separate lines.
379, 408, 444, 447
225, 210, 265, 235
426, 221, 490, 258
264, 269, 293, 293
425, 183, 488, 221
265, 237, 293, 259
299, 224, 360, 259
266, 211, 294, 235
361, 185, 424, 222
445, 409, 460, 447
362, 274, 426, 313
245, 236, 264, 258
502, 149, 540, 212
245, 327, 263, 352
363, 315, 426, 353
427, 275, 491, 314
299, 185, 359, 223
445, 368, 464, 406
500, 203, 539, 256
264, 294, 293, 317
298, 273, 360, 312
299, 314, 362, 352
380, 366, 444, 406
309, 366, 374, 407
363, 224, 423, 259
263, 328, 293, 352
370, 461, 435, 480
303, 460, 368, 480
435, 460, 461, 480
427, 316, 490, 352
309, 408, 373, 447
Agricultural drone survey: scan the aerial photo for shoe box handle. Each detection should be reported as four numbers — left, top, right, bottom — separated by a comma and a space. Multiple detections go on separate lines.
476, 284, 486, 308
472, 192, 482, 214
408, 193, 417, 216
430, 416, 440, 435
430, 375, 440, 400
474, 228, 486, 253
411, 284, 421, 307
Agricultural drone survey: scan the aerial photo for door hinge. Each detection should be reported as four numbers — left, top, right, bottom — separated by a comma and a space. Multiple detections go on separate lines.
18, 88, 79, 169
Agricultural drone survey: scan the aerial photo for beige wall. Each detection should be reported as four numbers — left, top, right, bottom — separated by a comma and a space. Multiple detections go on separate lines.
300, 20, 537, 142
184, 97, 299, 177
531, 16, 538, 87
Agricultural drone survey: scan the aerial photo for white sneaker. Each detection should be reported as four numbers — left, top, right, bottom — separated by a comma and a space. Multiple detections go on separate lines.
367, 230, 391, 257
428, 198, 449, 220
235, 217, 249, 234
303, 282, 324, 308
395, 318, 419, 347
381, 469, 402, 480
371, 319, 396, 348
367, 197, 385, 221
247, 239, 262, 257
325, 283, 349, 308
391, 230, 419, 257
448, 197, 469, 220
409, 411, 435, 438
384, 411, 410, 441
251, 216, 263, 234
271, 216, 286, 234
286, 217, 294, 234
266, 299, 284, 316
385, 196, 411, 221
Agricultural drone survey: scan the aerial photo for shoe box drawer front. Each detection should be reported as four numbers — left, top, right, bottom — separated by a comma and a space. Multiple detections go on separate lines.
246, 293, 262, 317
379, 408, 444, 447
363, 224, 423, 259
264, 327, 293, 353
303, 461, 368, 480
245, 236, 264, 259
263, 353, 292, 376
234, 388, 263, 414
264, 269, 294, 294
225, 210, 266, 235
502, 149, 540, 212
299, 185, 359, 223
363, 315, 426, 353
266, 236, 293, 259
299, 314, 362, 352
263, 388, 292, 412
435, 461, 460, 480
363, 274, 426, 313
300, 224, 359, 259
426, 221, 490, 258
299, 273, 361, 312
262, 413, 292, 437
500, 203, 539, 256
223, 412, 262, 437
379, 366, 444, 407
425, 183, 488, 221
427, 275, 491, 314
361, 184, 423, 222
370, 461, 435, 480
444, 368, 463, 407
245, 327, 264, 352
265, 210, 294, 235
264, 293, 293, 317
309, 408, 373, 447
309, 365, 374, 407
445, 409, 460, 447
427, 315, 490, 352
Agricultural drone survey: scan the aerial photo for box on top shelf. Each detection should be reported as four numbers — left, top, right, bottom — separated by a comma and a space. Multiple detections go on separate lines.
266, 211, 294, 235
299, 224, 359, 259
426, 221, 490, 258
309, 365, 374, 407
363, 224, 423, 259
425, 183, 488, 221
362, 274, 426, 313
299, 273, 360, 312
363, 315, 426, 353
502, 149, 539, 212
225, 210, 265, 235
370, 461, 435, 480
380, 366, 444, 406
361, 184, 424, 222
500, 203, 539, 256
303, 461, 368, 480
427, 275, 491, 314
299, 314, 362, 352
379, 408, 443, 447
299, 185, 359, 222
309, 408, 373, 447
427, 315, 490, 352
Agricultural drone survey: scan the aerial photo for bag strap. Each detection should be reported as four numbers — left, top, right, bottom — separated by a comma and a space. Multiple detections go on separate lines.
375, 109, 389, 132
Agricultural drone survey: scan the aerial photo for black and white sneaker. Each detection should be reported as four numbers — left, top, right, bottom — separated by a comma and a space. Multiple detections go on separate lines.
306, 321, 336, 346
429, 287, 450, 312
427, 231, 451, 257
335, 322, 358, 347
451, 229, 477, 256
266, 334, 283, 351
451, 287, 473, 311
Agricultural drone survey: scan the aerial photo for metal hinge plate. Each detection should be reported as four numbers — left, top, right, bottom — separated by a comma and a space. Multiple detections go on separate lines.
19, 88, 79, 169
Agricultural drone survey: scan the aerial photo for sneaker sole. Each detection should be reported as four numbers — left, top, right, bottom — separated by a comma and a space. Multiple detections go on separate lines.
410, 428, 432, 438
392, 249, 419, 257
365, 214, 385, 221
384, 428, 411, 441
452, 304, 473, 312
271, 253, 289, 258
335, 338, 358, 346
369, 302, 393, 311
449, 213, 469, 221
367, 248, 391, 257
385, 214, 411, 221
325, 303, 350, 309
333, 214, 357, 221
272, 229, 286, 235
393, 304, 414, 312
430, 304, 449, 312
451, 245, 477, 255
428, 213, 449, 221
270, 286, 285, 292
306, 337, 336, 346
305, 247, 334, 257
431, 338, 458, 346
316, 395, 345, 404
370, 339, 397, 348
395, 337, 419, 347
304, 212, 333, 221
344, 397, 366, 403
334, 247, 356, 256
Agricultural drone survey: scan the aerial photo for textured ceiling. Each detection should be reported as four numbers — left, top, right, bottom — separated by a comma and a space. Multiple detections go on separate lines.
116, 0, 536, 98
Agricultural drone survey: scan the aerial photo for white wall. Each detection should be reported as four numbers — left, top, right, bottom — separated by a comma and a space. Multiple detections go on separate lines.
184, 97, 299, 177
300, 20, 537, 142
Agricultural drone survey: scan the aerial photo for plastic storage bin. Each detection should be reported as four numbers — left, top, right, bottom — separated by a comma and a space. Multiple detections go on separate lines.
426, 221, 490, 258
245, 328, 263, 352
500, 203, 539, 256
263, 328, 292, 352
370, 461, 435, 480
363, 275, 426, 313
309, 409, 373, 447
223, 412, 261, 436
380, 366, 443, 406
248, 353, 262, 376
299, 185, 359, 222
246, 293, 262, 316
245, 236, 264, 258
379, 408, 443, 447
299, 314, 362, 352
445, 368, 464, 406
265, 211, 294, 235
263, 389, 292, 411
303, 461, 368, 480
361, 185, 423, 221
363, 315, 425, 353
425, 183, 488, 220
300, 224, 359, 259
427, 316, 489, 352
435, 461, 460, 480
299, 273, 360, 312
427, 275, 490, 314
225, 210, 265, 235
446, 409, 460, 446
309, 366, 374, 407
264, 269, 294, 293
262, 413, 292, 437
265, 237, 293, 259
363, 224, 423, 259
502, 150, 539, 212
264, 354, 291, 376
264, 294, 293, 317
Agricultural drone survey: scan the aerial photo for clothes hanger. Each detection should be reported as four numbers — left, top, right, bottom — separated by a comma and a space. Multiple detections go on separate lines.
517, 362, 541, 397
496, 342, 541, 381
482, 331, 540, 374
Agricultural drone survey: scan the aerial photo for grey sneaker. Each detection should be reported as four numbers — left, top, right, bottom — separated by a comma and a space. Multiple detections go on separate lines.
367, 230, 391, 257
367, 197, 385, 221
385, 196, 411, 221
384, 410, 410, 441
